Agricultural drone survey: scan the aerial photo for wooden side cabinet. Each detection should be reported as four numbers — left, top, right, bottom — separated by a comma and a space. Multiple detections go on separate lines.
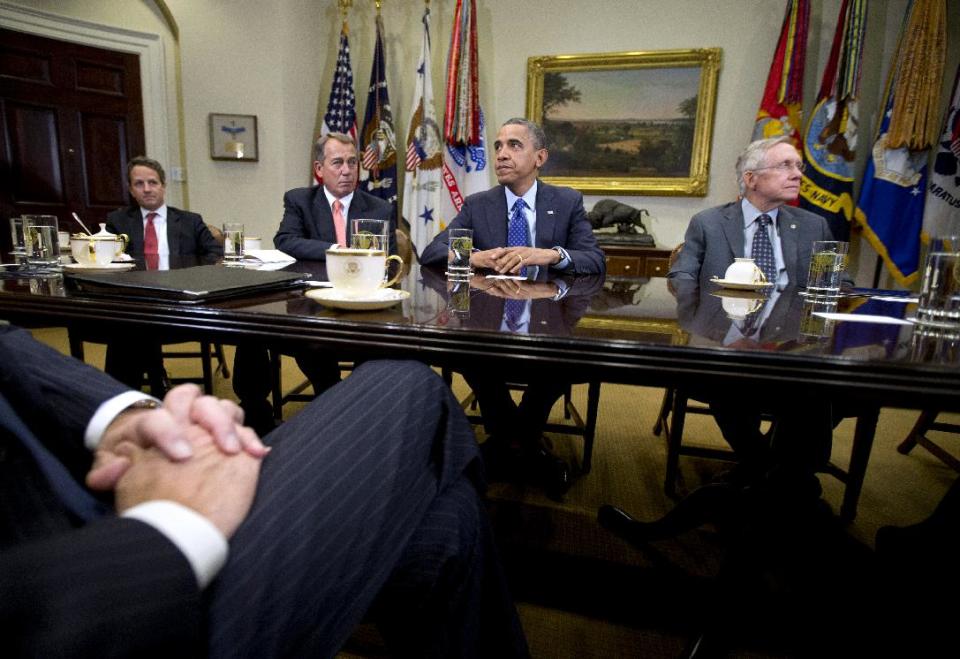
599, 243, 672, 278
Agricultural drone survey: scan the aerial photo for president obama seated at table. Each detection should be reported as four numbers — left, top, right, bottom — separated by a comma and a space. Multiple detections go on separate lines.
420, 118, 604, 500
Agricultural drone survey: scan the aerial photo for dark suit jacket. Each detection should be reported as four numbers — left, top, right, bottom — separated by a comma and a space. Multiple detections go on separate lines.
419, 181, 605, 275
106, 205, 222, 257
668, 201, 834, 287
274, 186, 396, 260
0, 324, 202, 657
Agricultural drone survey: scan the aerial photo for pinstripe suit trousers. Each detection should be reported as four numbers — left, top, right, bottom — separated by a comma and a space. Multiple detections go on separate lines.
205, 359, 527, 658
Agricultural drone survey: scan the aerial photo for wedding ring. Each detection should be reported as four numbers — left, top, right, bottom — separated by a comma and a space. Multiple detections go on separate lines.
518, 255, 524, 265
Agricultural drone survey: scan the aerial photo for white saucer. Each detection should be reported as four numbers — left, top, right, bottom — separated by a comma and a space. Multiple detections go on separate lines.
305, 287, 410, 310
63, 262, 136, 273
709, 277, 774, 291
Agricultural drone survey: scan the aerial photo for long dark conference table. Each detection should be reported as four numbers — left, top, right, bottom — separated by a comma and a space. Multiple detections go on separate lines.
0, 259, 957, 413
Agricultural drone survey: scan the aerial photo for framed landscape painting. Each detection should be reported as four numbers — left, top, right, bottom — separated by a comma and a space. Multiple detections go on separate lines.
526, 49, 721, 196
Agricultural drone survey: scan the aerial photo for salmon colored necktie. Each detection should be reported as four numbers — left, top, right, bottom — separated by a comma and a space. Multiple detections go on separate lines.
332, 200, 347, 247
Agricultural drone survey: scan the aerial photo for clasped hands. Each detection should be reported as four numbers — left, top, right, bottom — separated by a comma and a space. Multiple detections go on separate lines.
86, 384, 268, 538
470, 246, 560, 274
469, 273, 559, 300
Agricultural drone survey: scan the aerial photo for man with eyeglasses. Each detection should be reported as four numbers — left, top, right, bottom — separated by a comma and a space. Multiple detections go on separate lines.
668, 136, 834, 286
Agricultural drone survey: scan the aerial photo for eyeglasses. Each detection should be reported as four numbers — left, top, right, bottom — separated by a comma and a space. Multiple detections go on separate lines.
752, 160, 805, 173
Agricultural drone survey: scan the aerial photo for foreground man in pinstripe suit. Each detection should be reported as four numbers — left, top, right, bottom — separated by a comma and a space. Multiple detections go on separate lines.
0, 323, 527, 658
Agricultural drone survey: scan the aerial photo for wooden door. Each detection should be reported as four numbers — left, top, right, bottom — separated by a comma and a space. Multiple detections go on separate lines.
0, 28, 145, 253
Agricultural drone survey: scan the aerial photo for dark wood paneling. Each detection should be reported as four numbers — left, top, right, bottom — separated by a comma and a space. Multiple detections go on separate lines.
79, 113, 128, 208
75, 60, 124, 96
6, 101, 65, 206
0, 27, 144, 251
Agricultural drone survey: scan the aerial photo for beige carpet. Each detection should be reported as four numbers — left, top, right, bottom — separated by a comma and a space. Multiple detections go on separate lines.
32, 328, 960, 658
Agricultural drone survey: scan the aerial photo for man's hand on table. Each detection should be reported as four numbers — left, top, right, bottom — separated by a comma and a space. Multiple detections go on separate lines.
470, 246, 560, 274
471, 276, 559, 300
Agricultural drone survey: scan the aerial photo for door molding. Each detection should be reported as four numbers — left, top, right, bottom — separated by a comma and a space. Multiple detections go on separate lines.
1, 1, 171, 170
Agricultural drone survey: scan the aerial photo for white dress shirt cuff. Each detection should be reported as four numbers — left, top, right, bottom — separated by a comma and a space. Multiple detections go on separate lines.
85, 391, 160, 450
122, 500, 229, 589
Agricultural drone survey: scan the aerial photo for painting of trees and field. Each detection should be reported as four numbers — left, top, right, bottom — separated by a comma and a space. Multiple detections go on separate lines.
539, 67, 701, 178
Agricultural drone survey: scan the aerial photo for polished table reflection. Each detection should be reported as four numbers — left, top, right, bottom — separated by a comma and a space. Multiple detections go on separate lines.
0, 258, 957, 411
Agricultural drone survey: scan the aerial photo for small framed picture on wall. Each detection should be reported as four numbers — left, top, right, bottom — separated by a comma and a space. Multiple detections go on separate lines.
209, 113, 258, 161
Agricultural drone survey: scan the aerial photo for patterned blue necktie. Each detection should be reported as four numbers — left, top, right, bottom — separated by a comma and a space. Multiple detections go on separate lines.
752, 214, 777, 286
503, 198, 531, 330
508, 198, 530, 276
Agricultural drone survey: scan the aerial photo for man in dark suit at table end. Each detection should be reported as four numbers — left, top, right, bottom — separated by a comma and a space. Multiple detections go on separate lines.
234, 133, 397, 434
103, 156, 222, 393
420, 118, 605, 499
106, 156, 221, 261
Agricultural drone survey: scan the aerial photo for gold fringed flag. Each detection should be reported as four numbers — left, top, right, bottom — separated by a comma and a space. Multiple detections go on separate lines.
854, 0, 946, 286
799, 0, 867, 241
751, 0, 809, 148
439, 0, 489, 227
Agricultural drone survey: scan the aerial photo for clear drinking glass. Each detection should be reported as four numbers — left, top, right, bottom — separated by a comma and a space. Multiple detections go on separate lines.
805, 240, 849, 297
915, 248, 960, 328
350, 219, 389, 252
9, 216, 26, 255
22, 215, 61, 266
447, 228, 473, 279
222, 222, 245, 261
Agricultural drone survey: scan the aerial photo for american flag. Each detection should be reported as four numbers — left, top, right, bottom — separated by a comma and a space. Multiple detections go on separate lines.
405, 141, 422, 171
322, 24, 357, 139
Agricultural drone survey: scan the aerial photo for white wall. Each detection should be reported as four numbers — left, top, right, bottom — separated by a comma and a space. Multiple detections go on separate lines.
4, 0, 958, 284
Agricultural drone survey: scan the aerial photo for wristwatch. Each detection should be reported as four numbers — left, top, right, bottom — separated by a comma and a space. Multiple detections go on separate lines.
121, 399, 162, 414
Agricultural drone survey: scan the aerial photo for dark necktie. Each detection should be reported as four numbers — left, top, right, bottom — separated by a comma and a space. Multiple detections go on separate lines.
507, 198, 530, 276
503, 199, 531, 329
0, 394, 106, 522
752, 214, 777, 285
144, 211, 159, 270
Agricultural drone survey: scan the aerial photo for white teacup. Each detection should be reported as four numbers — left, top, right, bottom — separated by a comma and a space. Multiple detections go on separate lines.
724, 258, 765, 284
326, 248, 403, 298
70, 235, 122, 265
244, 236, 262, 251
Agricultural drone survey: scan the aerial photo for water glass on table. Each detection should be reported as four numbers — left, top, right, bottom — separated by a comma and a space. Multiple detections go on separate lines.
915, 237, 960, 328
9, 216, 26, 256
350, 219, 389, 252
223, 222, 245, 261
22, 215, 61, 266
447, 228, 473, 279
805, 240, 848, 297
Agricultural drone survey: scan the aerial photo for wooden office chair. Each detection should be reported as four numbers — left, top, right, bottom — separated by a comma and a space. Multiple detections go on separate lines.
443, 369, 601, 473
897, 410, 960, 473
155, 341, 229, 393
652, 388, 879, 522
268, 351, 355, 421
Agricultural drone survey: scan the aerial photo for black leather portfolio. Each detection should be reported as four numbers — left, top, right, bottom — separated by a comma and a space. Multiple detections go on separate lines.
65, 265, 307, 303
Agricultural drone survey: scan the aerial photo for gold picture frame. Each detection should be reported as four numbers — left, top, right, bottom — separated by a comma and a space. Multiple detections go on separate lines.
526, 48, 722, 196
